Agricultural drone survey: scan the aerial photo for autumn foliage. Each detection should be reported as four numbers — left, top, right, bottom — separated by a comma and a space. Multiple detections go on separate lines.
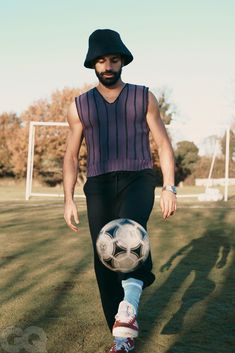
0, 85, 92, 185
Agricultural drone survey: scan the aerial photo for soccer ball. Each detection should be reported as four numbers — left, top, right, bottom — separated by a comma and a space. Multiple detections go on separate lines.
96, 218, 150, 273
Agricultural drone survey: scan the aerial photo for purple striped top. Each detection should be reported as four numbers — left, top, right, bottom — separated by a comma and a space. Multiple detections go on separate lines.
75, 83, 153, 177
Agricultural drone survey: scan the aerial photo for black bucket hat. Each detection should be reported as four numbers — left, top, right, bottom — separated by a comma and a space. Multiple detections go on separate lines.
84, 29, 133, 69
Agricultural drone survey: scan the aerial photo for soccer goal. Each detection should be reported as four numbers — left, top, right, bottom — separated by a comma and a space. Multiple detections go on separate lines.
25, 122, 231, 201
25, 121, 86, 200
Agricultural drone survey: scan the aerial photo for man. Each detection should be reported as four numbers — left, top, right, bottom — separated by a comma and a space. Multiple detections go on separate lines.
63, 29, 177, 353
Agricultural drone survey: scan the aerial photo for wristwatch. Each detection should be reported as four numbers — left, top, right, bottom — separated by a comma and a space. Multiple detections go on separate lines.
162, 185, 177, 195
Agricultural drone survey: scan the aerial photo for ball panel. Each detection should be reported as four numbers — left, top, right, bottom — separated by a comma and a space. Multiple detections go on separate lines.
96, 232, 115, 260
115, 224, 142, 249
112, 252, 139, 273
96, 218, 150, 273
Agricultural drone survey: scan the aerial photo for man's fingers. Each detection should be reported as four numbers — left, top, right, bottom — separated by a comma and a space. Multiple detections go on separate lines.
73, 211, 80, 224
70, 224, 79, 232
166, 201, 176, 218
67, 220, 79, 232
161, 197, 177, 219
160, 198, 165, 212
160, 199, 166, 219
169, 202, 177, 216
163, 200, 169, 219
64, 214, 79, 232
168, 201, 176, 217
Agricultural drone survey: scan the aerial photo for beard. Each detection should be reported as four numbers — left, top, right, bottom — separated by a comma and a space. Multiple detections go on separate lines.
95, 67, 122, 87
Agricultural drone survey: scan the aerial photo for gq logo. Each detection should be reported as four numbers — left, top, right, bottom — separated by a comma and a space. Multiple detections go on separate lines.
0, 326, 47, 353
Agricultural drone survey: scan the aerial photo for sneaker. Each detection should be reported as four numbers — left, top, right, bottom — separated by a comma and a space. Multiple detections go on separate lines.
112, 301, 138, 338
109, 337, 134, 353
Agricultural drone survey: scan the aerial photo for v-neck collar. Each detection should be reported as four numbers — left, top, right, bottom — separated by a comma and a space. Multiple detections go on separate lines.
94, 83, 128, 104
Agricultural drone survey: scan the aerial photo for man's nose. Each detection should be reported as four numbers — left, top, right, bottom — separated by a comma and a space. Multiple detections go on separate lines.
104, 60, 113, 71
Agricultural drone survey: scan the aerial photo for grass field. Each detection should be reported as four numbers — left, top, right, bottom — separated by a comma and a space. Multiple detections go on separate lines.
0, 183, 234, 353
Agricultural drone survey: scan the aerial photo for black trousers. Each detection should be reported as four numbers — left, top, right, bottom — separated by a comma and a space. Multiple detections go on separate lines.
83, 168, 157, 331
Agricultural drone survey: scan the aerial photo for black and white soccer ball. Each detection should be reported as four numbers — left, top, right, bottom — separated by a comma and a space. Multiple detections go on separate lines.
96, 218, 150, 273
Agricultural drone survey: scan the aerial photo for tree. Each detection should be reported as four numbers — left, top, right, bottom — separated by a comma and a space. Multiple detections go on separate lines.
175, 141, 199, 184
0, 112, 26, 178
149, 89, 176, 184
221, 129, 235, 161
193, 155, 235, 179
157, 90, 174, 125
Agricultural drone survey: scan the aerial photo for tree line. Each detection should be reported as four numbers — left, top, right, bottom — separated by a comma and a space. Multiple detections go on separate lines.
0, 85, 234, 186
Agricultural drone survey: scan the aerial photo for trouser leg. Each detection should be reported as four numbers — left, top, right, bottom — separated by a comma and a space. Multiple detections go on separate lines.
83, 169, 157, 330
84, 177, 124, 331
115, 170, 156, 288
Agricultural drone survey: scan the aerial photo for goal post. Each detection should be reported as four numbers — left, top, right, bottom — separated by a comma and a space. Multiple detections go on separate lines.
25, 121, 231, 201
224, 127, 230, 202
25, 121, 84, 200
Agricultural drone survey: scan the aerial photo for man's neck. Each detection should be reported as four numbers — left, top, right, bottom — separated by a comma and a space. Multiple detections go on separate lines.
97, 79, 125, 94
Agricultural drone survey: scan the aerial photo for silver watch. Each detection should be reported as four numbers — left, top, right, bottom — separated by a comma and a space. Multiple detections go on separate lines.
162, 185, 177, 195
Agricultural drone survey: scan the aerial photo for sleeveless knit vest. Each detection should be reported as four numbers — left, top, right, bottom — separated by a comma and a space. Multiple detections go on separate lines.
75, 83, 153, 177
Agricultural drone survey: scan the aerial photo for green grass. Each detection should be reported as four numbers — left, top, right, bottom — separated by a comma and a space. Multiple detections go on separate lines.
0, 185, 234, 353
1, 181, 235, 205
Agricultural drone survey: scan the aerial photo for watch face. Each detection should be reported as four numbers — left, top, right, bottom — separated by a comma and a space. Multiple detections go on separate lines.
166, 185, 177, 194
163, 185, 177, 194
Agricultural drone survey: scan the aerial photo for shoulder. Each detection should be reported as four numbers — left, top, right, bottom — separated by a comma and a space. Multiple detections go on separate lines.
127, 83, 149, 91
147, 90, 160, 113
75, 87, 94, 102
67, 100, 82, 126
127, 85, 159, 108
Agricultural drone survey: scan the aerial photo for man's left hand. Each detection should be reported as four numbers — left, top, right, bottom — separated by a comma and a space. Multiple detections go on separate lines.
160, 190, 177, 220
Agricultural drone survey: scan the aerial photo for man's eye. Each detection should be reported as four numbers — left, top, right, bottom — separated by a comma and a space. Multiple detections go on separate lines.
96, 57, 105, 63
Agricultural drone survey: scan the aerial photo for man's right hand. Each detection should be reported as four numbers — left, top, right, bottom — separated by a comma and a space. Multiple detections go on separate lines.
64, 200, 80, 232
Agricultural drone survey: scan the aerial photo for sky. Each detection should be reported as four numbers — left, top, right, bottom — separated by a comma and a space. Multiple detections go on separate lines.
1, 0, 235, 154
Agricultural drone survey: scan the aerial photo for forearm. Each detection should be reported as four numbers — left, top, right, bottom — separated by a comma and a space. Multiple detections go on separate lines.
158, 142, 175, 186
63, 154, 78, 203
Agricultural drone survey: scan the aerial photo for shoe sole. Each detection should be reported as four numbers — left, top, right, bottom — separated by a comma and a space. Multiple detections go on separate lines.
112, 326, 138, 338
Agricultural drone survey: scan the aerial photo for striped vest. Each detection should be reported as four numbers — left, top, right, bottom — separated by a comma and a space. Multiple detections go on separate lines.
75, 83, 153, 177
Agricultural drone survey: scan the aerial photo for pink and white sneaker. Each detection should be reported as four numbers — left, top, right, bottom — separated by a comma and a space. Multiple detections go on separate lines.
109, 337, 134, 353
112, 301, 139, 338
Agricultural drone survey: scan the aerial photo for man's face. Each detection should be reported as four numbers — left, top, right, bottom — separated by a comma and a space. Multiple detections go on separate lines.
94, 54, 123, 87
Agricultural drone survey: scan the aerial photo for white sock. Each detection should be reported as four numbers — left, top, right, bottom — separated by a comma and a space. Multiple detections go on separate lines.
121, 278, 143, 314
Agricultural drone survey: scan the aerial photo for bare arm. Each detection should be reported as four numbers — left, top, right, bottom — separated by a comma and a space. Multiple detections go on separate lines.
146, 91, 177, 219
63, 100, 84, 232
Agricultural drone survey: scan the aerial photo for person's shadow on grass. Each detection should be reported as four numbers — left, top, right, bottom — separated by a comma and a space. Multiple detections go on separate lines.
159, 230, 231, 334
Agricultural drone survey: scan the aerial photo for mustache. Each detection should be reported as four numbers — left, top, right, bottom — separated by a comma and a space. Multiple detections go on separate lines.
101, 70, 116, 76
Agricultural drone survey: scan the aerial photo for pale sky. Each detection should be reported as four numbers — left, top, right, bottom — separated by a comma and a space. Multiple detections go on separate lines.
1, 0, 235, 154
